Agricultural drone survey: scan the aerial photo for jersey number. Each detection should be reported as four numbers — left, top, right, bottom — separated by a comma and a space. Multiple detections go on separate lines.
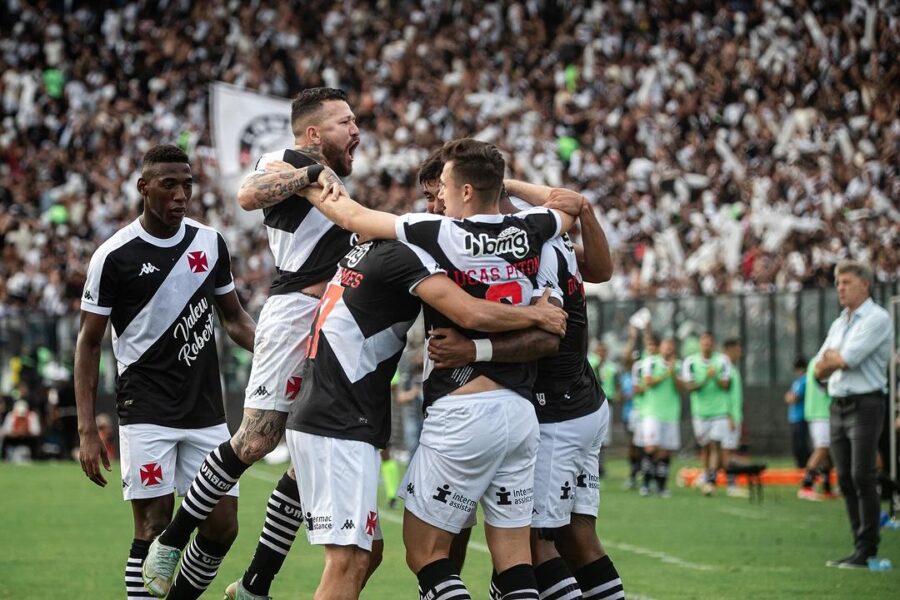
306, 284, 344, 360
485, 281, 523, 305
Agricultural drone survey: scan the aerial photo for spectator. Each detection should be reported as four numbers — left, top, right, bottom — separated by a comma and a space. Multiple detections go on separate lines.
2, 399, 41, 462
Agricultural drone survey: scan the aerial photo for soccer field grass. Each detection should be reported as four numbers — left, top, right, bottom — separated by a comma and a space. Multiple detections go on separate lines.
1, 460, 898, 599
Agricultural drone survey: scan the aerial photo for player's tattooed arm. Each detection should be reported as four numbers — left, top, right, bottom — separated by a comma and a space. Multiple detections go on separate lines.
232, 409, 288, 463
238, 167, 315, 211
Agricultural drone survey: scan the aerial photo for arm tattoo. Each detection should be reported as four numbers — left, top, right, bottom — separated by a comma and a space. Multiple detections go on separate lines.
240, 169, 313, 210
233, 409, 287, 462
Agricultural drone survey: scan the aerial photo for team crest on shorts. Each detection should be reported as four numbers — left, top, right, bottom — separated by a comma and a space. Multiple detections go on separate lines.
365, 511, 378, 536
140, 462, 163, 486
285, 376, 302, 400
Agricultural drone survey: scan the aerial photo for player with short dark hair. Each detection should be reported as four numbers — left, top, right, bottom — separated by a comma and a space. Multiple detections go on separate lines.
143, 88, 359, 599
75, 144, 256, 600
313, 137, 582, 599
681, 332, 732, 495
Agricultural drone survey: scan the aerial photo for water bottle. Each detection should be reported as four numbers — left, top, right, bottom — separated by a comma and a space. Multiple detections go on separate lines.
867, 558, 892, 572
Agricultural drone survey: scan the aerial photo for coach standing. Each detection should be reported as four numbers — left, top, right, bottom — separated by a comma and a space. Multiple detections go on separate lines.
815, 260, 893, 569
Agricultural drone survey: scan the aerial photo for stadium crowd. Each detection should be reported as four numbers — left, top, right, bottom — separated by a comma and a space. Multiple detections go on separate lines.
0, 0, 897, 320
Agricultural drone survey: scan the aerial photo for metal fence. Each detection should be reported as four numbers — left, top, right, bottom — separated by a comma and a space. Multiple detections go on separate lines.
1, 282, 898, 394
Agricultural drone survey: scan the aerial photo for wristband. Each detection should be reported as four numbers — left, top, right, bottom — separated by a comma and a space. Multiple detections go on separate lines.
473, 338, 493, 362
307, 164, 325, 182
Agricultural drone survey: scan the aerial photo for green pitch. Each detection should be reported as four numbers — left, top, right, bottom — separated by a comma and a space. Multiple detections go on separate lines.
1, 460, 898, 599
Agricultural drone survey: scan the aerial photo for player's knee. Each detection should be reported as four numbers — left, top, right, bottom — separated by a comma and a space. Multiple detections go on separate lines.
233, 432, 281, 463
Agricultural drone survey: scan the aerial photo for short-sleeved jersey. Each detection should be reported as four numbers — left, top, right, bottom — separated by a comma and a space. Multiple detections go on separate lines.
804, 360, 831, 420
395, 208, 562, 407
630, 358, 648, 416
285, 240, 442, 448
530, 234, 604, 423
254, 149, 355, 295
681, 352, 732, 418
81, 218, 234, 428
597, 361, 620, 402
643, 355, 682, 423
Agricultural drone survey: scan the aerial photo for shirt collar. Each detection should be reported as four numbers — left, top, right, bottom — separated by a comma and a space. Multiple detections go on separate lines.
840, 297, 874, 322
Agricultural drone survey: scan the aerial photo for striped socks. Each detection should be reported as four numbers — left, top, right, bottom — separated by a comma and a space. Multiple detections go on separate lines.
575, 555, 624, 600
167, 534, 231, 599
240, 472, 304, 595
535, 557, 581, 600
160, 441, 249, 549
495, 564, 539, 599
125, 539, 153, 598
417, 558, 471, 600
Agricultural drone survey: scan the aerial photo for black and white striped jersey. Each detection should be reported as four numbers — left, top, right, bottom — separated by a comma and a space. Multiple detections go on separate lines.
285, 240, 443, 448
531, 234, 604, 423
394, 208, 562, 408
254, 148, 354, 295
81, 218, 235, 429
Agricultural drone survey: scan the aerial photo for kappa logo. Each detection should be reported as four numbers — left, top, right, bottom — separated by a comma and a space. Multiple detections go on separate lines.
187, 251, 209, 273
433, 484, 452, 503
140, 463, 163, 486
139, 262, 160, 276
341, 519, 355, 530
285, 377, 302, 401
83, 290, 94, 301
406, 482, 415, 496
463, 226, 529, 259
365, 511, 378, 536
250, 385, 269, 398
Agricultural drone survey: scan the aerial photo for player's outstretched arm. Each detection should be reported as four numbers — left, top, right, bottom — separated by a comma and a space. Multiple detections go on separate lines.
213, 290, 256, 352
315, 182, 399, 240
575, 200, 613, 283
416, 279, 567, 336
74, 311, 112, 487
237, 159, 344, 211
504, 179, 554, 206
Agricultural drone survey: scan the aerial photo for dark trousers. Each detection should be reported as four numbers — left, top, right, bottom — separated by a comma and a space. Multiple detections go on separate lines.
830, 393, 885, 557
790, 420, 811, 468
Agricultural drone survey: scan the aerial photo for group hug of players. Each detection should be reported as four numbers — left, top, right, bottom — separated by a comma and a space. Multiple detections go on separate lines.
74, 88, 624, 600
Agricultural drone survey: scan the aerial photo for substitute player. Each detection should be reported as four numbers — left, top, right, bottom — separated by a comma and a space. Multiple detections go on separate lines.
681, 333, 732, 495
721, 339, 748, 498
75, 145, 256, 600
640, 337, 682, 498
798, 358, 835, 500
144, 88, 358, 599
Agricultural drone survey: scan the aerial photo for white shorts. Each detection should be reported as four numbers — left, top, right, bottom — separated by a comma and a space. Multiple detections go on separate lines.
286, 430, 383, 551
398, 390, 539, 533
244, 293, 319, 413
119, 423, 239, 501
572, 402, 610, 518
809, 419, 830, 449
533, 404, 608, 528
641, 416, 681, 451
692, 416, 729, 446
721, 421, 741, 450
631, 413, 645, 447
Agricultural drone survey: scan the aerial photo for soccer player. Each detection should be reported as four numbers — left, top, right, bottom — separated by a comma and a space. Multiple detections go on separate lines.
798, 358, 835, 501
429, 180, 624, 600
314, 138, 582, 599
721, 339, 748, 497
640, 337, 682, 497
593, 342, 622, 406
625, 327, 656, 491
74, 145, 256, 600
144, 88, 357, 599
681, 332, 732, 495
285, 236, 567, 599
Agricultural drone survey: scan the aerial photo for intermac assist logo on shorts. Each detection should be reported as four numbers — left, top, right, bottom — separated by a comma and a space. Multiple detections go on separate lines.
464, 226, 529, 259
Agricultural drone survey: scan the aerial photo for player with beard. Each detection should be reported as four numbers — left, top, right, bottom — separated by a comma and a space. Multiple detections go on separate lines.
143, 88, 361, 599
75, 145, 256, 600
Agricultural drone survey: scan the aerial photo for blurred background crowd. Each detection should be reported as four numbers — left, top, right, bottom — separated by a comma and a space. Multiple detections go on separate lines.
0, 0, 898, 459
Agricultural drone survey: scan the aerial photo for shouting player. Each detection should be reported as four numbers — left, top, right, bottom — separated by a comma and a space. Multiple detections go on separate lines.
144, 88, 357, 599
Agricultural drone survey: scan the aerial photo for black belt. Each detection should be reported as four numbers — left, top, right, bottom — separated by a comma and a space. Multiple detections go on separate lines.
833, 392, 885, 404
